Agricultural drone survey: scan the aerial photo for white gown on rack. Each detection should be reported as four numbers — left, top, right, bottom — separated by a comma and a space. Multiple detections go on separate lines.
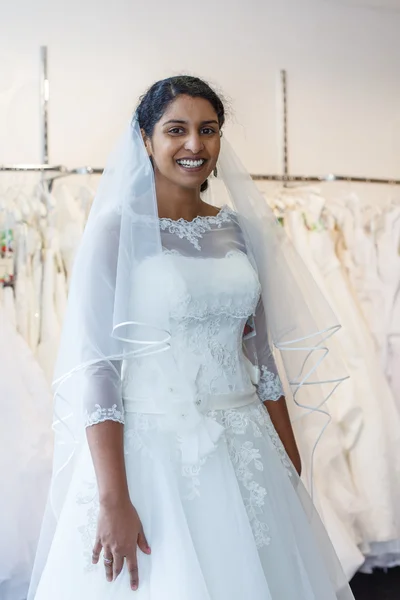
282, 204, 365, 578
36, 229, 66, 383
339, 202, 400, 570
286, 199, 400, 571
0, 303, 53, 600
53, 184, 86, 287
375, 206, 400, 411
34, 208, 353, 600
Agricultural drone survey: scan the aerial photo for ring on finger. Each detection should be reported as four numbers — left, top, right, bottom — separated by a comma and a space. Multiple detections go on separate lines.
104, 556, 113, 565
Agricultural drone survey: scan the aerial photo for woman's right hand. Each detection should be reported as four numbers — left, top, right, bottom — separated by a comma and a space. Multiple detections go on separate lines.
92, 497, 151, 591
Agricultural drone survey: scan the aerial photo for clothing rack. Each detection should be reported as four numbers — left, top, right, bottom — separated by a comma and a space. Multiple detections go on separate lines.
47, 166, 104, 180
45, 167, 104, 191
251, 173, 400, 185
0, 164, 104, 192
0, 165, 103, 176
0, 164, 66, 172
2, 165, 400, 186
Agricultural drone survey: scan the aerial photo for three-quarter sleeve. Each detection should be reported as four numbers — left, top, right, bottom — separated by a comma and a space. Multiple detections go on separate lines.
71, 214, 125, 428
83, 360, 124, 427
244, 297, 284, 402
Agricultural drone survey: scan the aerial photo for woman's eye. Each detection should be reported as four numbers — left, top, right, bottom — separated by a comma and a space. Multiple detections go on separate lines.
168, 127, 184, 135
168, 127, 217, 135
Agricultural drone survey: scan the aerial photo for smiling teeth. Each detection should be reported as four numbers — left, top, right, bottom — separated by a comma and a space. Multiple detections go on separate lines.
177, 159, 205, 168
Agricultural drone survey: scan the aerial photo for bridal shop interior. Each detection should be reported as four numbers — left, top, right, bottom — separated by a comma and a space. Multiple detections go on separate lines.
2, 0, 400, 599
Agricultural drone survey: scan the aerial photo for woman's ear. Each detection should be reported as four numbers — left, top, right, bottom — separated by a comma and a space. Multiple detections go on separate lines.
141, 128, 152, 157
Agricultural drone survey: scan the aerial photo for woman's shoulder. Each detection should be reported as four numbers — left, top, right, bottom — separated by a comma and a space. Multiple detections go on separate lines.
200, 202, 221, 218
205, 203, 239, 224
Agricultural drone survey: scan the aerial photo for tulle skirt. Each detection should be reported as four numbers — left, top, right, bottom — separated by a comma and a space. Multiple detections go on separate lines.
34, 402, 354, 599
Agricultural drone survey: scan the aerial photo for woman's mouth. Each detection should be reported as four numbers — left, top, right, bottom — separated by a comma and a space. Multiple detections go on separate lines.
176, 158, 207, 172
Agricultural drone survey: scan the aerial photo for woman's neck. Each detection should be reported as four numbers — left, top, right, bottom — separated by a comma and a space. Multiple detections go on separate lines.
155, 179, 205, 222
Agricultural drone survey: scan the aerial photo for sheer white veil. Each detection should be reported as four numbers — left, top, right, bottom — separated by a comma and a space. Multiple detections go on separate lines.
215, 140, 348, 490
29, 115, 348, 598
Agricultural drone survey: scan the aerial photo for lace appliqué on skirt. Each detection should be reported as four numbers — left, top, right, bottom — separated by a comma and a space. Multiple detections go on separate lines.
226, 435, 271, 548
124, 414, 208, 501
122, 403, 294, 550
218, 406, 273, 548
76, 481, 99, 571
181, 461, 207, 500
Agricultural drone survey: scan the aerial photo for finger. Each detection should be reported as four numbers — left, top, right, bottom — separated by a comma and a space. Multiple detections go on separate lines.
92, 538, 103, 564
137, 529, 151, 555
112, 552, 124, 581
103, 548, 114, 583
126, 552, 139, 591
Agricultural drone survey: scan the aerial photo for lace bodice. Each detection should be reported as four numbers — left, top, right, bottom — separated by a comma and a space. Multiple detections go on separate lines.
122, 249, 261, 400
84, 207, 283, 427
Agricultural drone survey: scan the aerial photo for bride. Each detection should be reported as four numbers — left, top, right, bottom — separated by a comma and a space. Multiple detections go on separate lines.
29, 76, 354, 599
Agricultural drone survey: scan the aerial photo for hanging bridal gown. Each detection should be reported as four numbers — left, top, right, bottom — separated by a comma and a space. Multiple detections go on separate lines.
375, 206, 400, 410
53, 184, 86, 287
339, 200, 389, 368
0, 302, 53, 600
281, 199, 366, 578
386, 207, 400, 418
33, 207, 354, 600
346, 203, 400, 571
36, 228, 66, 383
289, 198, 400, 569
14, 225, 34, 347
28, 228, 44, 353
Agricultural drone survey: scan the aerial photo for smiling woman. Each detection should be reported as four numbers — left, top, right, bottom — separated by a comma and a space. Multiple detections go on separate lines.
29, 76, 355, 600
136, 77, 225, 220
143, 95, 220, 201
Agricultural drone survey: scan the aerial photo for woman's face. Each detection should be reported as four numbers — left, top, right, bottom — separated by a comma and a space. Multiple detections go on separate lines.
143, 94, 221, 190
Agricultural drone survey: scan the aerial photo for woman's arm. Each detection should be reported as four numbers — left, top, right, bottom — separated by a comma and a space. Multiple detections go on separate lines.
86, 420, 129, 506
82, 360, 127, 500
243, 299, 301, 476
87, 419, 150, 590
70, 218, 150, 589
263, 396, 301, 476
83, 361, 151, 590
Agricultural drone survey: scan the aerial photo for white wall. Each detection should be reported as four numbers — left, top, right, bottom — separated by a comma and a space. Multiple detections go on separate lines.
1, 0, 400, 188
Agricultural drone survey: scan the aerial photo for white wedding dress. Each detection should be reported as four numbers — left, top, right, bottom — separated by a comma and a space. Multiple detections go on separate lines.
284, 200, 400, 572
0, 302, 53, 600
33, 207, 354, 600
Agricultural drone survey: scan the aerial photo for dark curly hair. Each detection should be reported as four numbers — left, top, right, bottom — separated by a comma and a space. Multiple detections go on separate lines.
136, 76, 225, 192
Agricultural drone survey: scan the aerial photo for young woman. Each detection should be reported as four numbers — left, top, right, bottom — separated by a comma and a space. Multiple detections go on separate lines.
29, 76, 354, 599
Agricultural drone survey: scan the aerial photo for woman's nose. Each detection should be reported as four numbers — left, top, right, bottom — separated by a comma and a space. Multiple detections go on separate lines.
184, 133, 204, 154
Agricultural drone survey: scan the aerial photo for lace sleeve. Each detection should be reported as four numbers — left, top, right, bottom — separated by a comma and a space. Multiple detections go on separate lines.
83, 360, 124, 428
74, 213, 125, 429
244, 298, 284, 402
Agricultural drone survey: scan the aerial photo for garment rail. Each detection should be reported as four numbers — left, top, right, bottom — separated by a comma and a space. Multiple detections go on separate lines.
46, 166, 103, 181
0, 165, 103, 175
0, 164, 66, 172
0, 164, 104, 191
251, 173, 400, 185
2, 166, 400, 187
45, 166, 104, 191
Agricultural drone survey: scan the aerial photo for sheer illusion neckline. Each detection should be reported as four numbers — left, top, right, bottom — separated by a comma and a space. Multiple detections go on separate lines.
158, 204, 230, 225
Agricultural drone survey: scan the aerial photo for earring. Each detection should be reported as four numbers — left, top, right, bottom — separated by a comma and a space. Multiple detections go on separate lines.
213, 167, 218, 178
